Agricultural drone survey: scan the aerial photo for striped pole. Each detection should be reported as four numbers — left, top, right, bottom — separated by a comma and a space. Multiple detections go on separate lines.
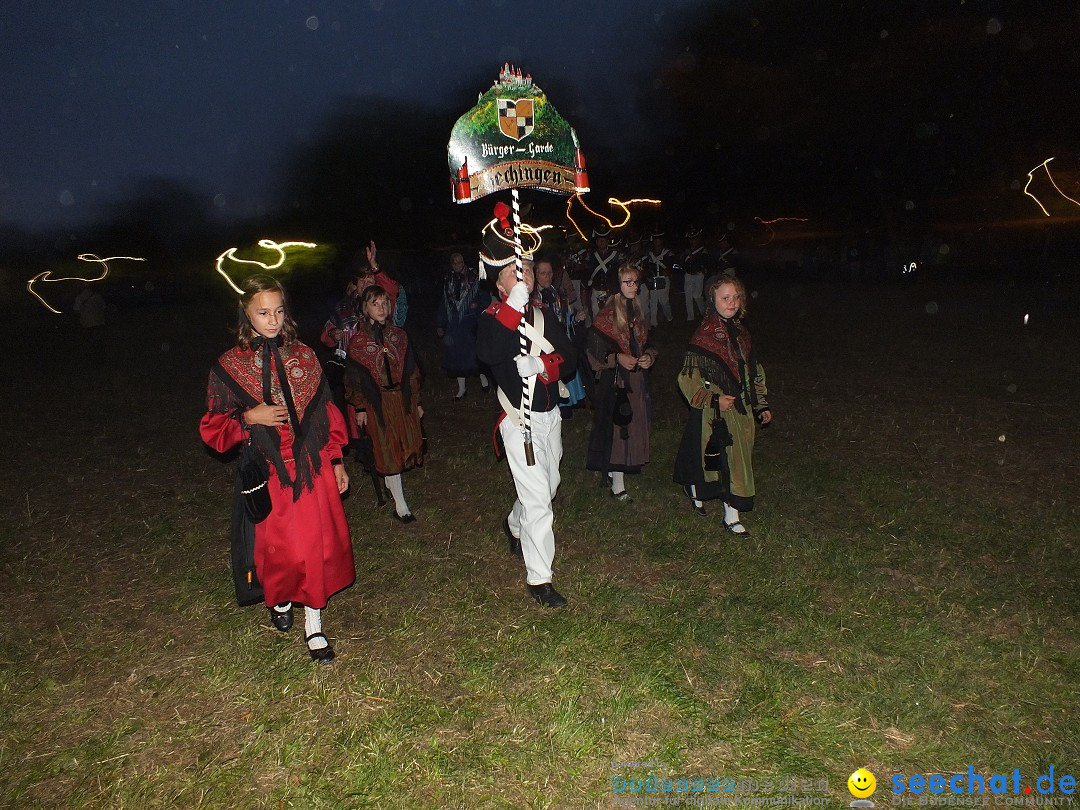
510, 188, 535, 466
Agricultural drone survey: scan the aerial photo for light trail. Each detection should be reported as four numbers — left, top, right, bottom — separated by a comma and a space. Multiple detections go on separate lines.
26, 254, 145, 314
215, 239, 317, 294
565, 194, 661, 241
1023, 157, 1080, 217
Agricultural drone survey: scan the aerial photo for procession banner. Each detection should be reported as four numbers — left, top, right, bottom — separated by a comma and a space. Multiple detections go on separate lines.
448, 64, 589, 202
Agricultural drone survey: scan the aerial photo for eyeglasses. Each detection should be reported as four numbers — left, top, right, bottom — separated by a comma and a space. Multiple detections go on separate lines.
621, 280, 639, 286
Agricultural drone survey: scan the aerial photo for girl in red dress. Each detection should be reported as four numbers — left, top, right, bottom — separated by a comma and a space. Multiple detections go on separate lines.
200, 274, 355, 663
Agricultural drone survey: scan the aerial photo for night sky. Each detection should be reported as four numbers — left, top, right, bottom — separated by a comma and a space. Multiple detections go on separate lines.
2, 0, 1078, 236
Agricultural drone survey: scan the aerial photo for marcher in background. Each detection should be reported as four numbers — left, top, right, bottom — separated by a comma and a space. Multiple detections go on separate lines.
642, 231, 674, 326
533, 256, 587, 418
200, 274, 353, 663
476, 206, 577, 608
345, 285, 425, 523
673, 274, 772, 535
681, 226, 710, 321
353, 241, 407, 326
435, 252, 491, 399
585, 264, 658, 500
74, 283, 107, 342
586, 229, 622, 318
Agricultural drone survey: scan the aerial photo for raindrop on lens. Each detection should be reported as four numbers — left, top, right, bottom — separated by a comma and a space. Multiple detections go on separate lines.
925, 301, 939, 315
904, 200, 915, 211
161, 342, 171, 352
59, 190, 75, 206
305, 16, 319, 30
986, 18, 1002, 35
213, 193, 226, 208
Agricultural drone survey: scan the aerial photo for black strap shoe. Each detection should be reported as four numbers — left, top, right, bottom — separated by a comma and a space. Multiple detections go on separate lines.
305, 632, 336, 663
528, 583, 568, 608
269, 604, 293, 632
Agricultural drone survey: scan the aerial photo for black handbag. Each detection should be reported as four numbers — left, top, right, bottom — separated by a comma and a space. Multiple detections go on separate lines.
612, 384, 633, 427
238, 439, 272, 523
703, 417, 732, 472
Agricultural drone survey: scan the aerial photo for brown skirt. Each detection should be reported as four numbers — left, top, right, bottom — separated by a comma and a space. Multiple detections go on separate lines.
364, 388, 425, 475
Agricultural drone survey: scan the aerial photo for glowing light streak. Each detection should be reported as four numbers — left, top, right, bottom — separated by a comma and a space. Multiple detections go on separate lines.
753, 216, 809, 246
26, 253, 145, 314
565, 194, 661, 241
214, 239, 317, 294
903, 262, 917, 274
1023, 158, 1080, 217
478, 219, 553, 269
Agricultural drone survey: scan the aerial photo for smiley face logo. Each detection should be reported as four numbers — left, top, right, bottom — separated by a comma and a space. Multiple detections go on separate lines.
848, 768, 877, 799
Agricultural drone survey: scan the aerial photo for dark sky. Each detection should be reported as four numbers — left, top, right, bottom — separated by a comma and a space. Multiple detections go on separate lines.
0, 0, 701, 231
3, 1, 1078, 234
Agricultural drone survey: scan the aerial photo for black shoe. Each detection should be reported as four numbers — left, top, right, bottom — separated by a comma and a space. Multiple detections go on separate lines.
610, 489, 631, 502
481, 381, 491, 393
528, 583, 567, 608
269, 604, 293, 632
691, 503, 707, 517
455, 391, 467, 400
395, 512, 417, 524
502, 517, 523, 559
560, 407, 574, 420
305, 632, 335, 663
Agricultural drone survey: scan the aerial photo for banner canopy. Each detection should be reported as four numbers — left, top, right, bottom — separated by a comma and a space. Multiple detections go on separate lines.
448, 64, 589, 203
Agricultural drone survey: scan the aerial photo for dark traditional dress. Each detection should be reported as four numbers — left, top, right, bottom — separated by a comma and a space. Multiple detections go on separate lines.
673, 314, 769, 510
585, 299, 656, 474
200, 340, 355, 609
434, 268, 489, 377
534, 282, 586, 407
344, 318, 424, 475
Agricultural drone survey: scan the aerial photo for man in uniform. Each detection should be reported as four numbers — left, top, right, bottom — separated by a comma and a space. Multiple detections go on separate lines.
681, 226, 710, 321
642, 230, 674, 327
585, 228, 622, 318
475, 210, 578, 608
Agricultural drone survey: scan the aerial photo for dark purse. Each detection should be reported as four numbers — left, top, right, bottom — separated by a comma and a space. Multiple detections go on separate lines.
703, 416, 732, 472
238, 439, 272, 523
612, 365, 634, 428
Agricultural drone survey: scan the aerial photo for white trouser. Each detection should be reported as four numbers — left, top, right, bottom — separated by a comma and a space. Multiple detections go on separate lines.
649, 283, 672, 325
684, 272, 704, 320
500, 406, 563, 585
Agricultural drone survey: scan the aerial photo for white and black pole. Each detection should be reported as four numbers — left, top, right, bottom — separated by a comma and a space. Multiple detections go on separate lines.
510, 187, 535, 466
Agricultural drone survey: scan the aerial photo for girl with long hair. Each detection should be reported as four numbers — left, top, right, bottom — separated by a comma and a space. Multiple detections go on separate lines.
585, 264, 659, 500
200, 274, 354, 663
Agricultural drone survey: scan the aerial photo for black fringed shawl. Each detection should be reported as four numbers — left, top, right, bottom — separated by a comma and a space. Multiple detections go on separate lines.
207, 340, 331, 501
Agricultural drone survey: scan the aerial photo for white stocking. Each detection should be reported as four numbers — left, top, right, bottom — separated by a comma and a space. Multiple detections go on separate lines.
385, 474, 410, 517
304, 606, 327, 649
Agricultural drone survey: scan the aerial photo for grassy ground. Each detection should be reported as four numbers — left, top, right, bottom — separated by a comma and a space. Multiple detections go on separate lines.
2, 278, 1077, 809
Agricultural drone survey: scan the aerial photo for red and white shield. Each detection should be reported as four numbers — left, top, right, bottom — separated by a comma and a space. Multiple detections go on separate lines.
497, 98, 534, 141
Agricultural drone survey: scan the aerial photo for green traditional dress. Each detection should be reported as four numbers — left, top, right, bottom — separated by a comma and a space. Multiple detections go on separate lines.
673, 312, 768, 510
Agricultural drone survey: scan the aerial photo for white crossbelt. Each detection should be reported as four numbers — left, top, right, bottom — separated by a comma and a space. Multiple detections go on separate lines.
496, 308, 569, 429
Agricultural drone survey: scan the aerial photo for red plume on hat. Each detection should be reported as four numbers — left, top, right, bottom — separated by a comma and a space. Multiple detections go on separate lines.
493, 201, 513, 236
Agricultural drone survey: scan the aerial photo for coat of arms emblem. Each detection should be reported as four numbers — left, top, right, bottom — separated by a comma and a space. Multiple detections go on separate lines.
497, 98, 534, 141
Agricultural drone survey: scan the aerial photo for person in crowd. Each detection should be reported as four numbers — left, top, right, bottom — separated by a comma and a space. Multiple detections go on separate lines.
673, 274, 772, 535
200, 274, 353, 663
681, 226, 710, 321
352, 241, 407, 326
435, 251, 491, 399
345, 285, 425, 523
476, 205, 577, 608
533, 256, 587, 418
585, 264, 658, 500
642, 231, 674, 326
585, 229, 622, 318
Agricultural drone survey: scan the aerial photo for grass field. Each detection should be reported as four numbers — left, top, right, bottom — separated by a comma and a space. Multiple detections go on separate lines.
2, 277, 1077, 809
